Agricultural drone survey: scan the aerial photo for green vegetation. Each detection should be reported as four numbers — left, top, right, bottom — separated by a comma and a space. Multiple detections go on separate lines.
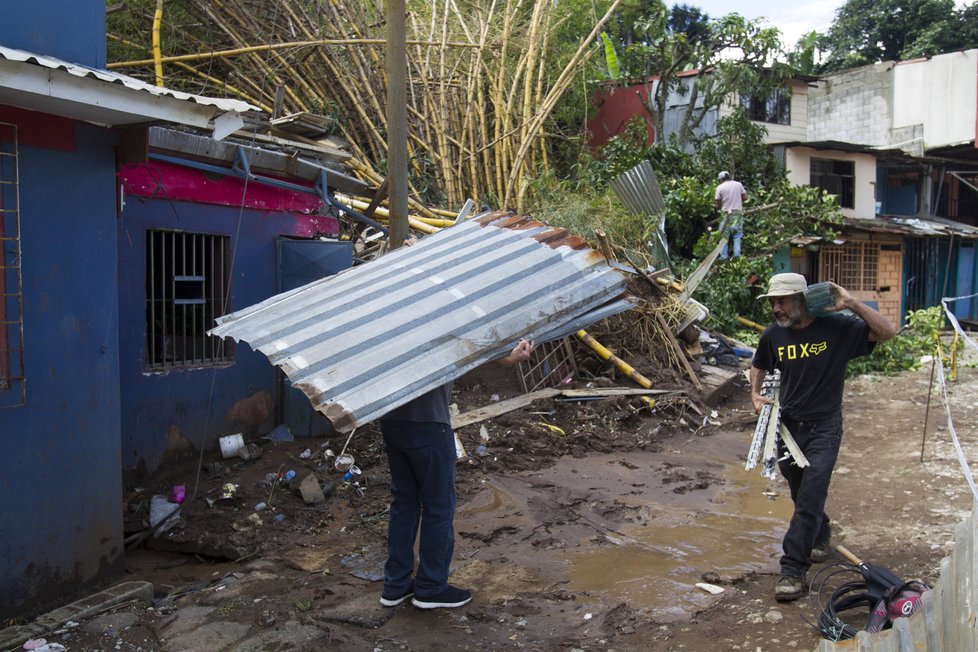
529, 107, 843, 335
848, 307, 958, 376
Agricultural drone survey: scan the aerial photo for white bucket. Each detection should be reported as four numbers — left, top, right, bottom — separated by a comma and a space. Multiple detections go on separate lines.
219, 433, 245, 458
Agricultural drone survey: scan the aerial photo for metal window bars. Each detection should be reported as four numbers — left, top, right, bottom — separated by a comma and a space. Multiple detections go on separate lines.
0, 122, 25, 408
146, 230, 233, 369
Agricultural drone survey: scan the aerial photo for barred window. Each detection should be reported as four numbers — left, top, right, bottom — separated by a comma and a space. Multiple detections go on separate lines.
1, 122, 25, 408
146, 230, 233, 369
818, 242, 879, 292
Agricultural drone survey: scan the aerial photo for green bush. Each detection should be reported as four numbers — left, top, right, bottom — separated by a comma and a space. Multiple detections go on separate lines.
847, 307, 950, 377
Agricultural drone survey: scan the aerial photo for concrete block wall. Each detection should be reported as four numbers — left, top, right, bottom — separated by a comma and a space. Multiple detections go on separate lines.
807, 62, 894, 146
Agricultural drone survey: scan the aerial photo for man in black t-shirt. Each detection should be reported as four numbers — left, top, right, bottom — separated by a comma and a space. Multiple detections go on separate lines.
750, 273, 896, 602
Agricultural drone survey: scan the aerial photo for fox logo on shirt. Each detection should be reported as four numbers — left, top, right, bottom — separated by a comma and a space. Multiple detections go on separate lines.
777, 341, 827, 361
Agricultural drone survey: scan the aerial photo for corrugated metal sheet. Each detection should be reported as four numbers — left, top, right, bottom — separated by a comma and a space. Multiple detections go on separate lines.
210, 212, 633, 432
0, 45, 259, 114
610, 160, 666, 218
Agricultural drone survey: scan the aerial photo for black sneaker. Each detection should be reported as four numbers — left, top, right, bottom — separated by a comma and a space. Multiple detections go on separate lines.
379, 584, 414, 607
411, 585, 472, 609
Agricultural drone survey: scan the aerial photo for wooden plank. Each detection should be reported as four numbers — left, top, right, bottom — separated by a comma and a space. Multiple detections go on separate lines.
452, 388, 561, 429
654, 312, 702, 391
559, 388, 678, 398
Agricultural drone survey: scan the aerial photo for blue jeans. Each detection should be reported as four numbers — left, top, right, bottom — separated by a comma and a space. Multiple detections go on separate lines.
380, 420, 457, 597
719, 211, 743, 259
778, 414, 841, 578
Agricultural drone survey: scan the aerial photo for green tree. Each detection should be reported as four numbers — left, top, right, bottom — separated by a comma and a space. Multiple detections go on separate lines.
616, 3, 790, 148
818, 0, 977, 72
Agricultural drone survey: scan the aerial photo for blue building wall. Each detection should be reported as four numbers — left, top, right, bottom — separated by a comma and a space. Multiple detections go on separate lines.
0, 123, 123, 617
117, 199, 286, 478
0, 1, 106, 67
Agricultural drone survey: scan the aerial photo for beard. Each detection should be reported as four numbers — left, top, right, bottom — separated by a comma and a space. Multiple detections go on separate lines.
774, 305, 803, 328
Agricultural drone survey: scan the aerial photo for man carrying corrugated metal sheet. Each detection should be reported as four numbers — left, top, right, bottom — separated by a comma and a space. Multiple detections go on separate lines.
379, 337, 534, 610
749, 273, 897, 602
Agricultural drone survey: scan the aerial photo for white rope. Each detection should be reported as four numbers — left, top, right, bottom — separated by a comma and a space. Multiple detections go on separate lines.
941, 292, 978, 354
934, 355, 978, 502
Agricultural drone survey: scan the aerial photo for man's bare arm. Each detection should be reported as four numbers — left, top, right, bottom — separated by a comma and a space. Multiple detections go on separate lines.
826, 283, 898, 342
749, 365, 772, 414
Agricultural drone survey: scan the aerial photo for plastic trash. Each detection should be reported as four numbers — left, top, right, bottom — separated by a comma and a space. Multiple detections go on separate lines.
334, 453, 354, 473
281, 470, 296, 486
149, 495, 180, 533
255, 502, 267, 511
341, 465, 362, 483
263, 424, 293, 442
274, 513, 286, 522
299, 448, 312, 459
219, 433, 244, 458
170, 485, 185, 504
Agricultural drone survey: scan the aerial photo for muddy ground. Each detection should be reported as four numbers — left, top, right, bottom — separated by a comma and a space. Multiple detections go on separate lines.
17, 342, 978, 652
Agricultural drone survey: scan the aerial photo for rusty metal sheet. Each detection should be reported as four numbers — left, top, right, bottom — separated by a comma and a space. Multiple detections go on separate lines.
210, 212, 632, 431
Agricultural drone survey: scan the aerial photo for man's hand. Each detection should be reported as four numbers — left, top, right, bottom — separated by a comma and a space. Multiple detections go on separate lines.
751, 393, 773, 415
496, 338, 534, 367
824, 282, 854, 312
822, 282, 898, 342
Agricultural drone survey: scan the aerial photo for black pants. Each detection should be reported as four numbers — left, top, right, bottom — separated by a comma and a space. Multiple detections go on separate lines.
778, 413, 842, 578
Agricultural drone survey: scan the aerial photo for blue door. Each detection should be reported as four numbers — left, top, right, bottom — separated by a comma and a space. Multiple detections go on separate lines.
956, 241, 976, 320
276, 237, 353, 437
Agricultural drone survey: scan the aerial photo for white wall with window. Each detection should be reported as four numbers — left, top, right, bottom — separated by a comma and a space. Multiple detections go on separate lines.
784, 146, 878, 219
720, 78, 809, 143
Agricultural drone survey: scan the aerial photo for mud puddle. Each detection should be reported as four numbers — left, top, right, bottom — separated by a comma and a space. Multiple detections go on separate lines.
456, 447, 791, 620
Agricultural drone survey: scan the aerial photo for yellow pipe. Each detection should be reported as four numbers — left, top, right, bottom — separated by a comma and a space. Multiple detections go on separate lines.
576, 330, 653, 389
152, 0, 164, 87
737, 316, 766, 332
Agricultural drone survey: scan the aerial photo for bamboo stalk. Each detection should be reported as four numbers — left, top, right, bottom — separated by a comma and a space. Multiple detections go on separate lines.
152, 0, 164, 86
503, 0, 623, 206
108, 37, 485, 69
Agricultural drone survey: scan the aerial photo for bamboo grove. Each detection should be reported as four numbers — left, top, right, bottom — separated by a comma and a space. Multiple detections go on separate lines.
108, 0, 622, 212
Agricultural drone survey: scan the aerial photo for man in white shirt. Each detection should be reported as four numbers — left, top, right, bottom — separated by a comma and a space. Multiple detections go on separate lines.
715, 171, 747, 259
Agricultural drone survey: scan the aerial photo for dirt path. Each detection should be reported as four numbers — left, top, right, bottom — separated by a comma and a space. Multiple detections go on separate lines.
30, 351, 978, 651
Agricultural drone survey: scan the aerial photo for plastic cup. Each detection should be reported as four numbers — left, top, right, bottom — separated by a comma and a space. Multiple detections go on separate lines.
334, 453, 354, 473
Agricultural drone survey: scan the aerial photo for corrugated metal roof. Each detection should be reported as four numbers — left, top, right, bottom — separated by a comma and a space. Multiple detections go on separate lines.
611, 160, 666, 218
0, 45, 259, 114
210, 212, 632, 432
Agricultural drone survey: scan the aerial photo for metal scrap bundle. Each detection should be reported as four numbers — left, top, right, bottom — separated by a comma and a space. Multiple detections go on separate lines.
209, 211, 635, 432
746, 370, 810, 478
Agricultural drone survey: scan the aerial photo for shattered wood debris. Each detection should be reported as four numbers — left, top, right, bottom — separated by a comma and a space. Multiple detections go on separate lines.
451, 387, 678, 429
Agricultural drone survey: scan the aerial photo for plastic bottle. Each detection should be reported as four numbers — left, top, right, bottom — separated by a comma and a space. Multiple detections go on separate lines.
804, 282, 836, 317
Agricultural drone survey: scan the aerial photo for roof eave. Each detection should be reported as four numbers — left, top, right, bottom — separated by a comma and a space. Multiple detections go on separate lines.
0, 58, 236, 129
